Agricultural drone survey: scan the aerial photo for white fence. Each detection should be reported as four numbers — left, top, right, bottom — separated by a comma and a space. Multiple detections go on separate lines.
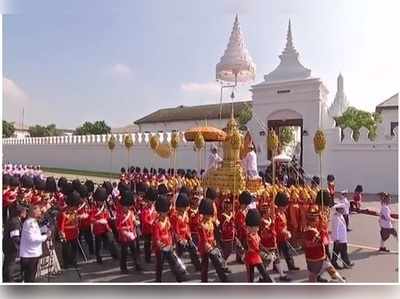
2, 127, 398, 195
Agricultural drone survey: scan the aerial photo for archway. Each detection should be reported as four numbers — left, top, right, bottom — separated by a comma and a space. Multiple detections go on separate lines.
267, 109, 303, 166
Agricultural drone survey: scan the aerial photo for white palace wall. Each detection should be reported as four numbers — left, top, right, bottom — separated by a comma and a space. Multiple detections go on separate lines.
2, 127, 398, 194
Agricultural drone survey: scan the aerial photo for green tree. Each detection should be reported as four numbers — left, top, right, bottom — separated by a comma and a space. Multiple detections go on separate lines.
28, 124, 60, 137
2, 121, 15, 138
279, 126, 295, 146
335, 107, 382, 140
236, 105, 252, 130
75, 120, 111, 135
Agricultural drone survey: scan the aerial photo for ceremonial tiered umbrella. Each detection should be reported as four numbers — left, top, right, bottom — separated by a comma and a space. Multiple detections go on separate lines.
184, 126, 226, 173
216, 14, 256, 118
184, 126, 226, 142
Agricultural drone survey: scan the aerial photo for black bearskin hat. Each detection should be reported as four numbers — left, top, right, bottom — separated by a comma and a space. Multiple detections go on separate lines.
245, 209, 261, 227
311, 176, 320, 186
176, 193, 190, 208
77, 184, 89, 198
45, 177, 57, 193
3, 174, 11, 187
315, 190, 334, 207
275, 192, 289, 207
21, 175, 34, 189
118, 181, 130, 194
327, 174, 335, 182
102, 181, 113, 196
33, 176, 41, 188
199, 198, 214, 216
58, 177, 68, 189
206, 187, 217, 200
35, 179, 46, 191
145, 187, 158, 202
155, 194, 170, 213
136, 182, 148, 194
179, 186, 190, 196
66, 191, 81, 207
84, 180, 95, 193
121, 190, 134, 207
355, 185, 363, 193
61, 182, 74, 196
94, 187, 108, 202
120, 167, 126, 173
157, 183, 169, 195
239, 191, 252, 206
143, 168, 149, 174
72, 179, 82, 192
9, 176, 19, 187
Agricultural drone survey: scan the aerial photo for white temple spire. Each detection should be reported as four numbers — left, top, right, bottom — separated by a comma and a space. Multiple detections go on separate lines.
264, 19, 311, 82
328, 73, 349, 118
284, 19, 296, 54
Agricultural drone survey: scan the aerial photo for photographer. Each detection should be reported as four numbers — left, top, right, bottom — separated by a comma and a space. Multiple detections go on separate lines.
2, 204, 29, 282
20, 204, 51, 282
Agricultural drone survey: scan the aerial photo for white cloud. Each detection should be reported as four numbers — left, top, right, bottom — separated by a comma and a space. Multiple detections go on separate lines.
109, 63, 134, 78
3, 77, 30, 123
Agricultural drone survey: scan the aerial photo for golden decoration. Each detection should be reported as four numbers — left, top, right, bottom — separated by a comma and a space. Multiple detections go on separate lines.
124, 134, 134, 150
313, 129, 326, 154
108, 135, 116, 151
170, 132, 179, 150
184, 126, 226, 142
149, 134, 160, 151
267, 128, 279, 153
194, 132, 205, 150
156, 143, 172, 159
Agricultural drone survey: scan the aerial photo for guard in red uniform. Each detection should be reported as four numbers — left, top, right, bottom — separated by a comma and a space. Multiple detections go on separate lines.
244, 209, 273, 282
153, 194, 188, 282
259, 203, 291, 282
58, 191, 80, 268
140, 187, 157, 263
198, 198, 229, 282
327, 175, 336, 200
275, 192, 299, 271
116, 190, 143, 273
235, 191, 252, 263
76, 184, 94, 256
188, 190, 202, 247
220, 197, 235, 272
2, 175, 19, 223
303, 205, 345, 283
90, 187, 119, 264
174, 192, 201, 271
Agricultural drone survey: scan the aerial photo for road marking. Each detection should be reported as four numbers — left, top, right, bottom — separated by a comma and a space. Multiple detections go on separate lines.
348, 242, 398, 254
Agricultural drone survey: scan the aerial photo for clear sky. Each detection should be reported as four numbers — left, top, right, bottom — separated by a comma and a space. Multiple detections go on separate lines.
3, 0, 399, 129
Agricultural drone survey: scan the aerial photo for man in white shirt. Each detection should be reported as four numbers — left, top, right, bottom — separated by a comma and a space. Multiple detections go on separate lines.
331, 203, 353, 269
206, 145, 222, 172
20, 205, 50, 282
379, 193, 398, 252
338, 190, 351, 231
244, 146, 259, 179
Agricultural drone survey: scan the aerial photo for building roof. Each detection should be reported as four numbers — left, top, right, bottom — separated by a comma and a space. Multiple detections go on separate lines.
135, 101, 252, 124
111, 124, 139, 133
376, 93, 399, 112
